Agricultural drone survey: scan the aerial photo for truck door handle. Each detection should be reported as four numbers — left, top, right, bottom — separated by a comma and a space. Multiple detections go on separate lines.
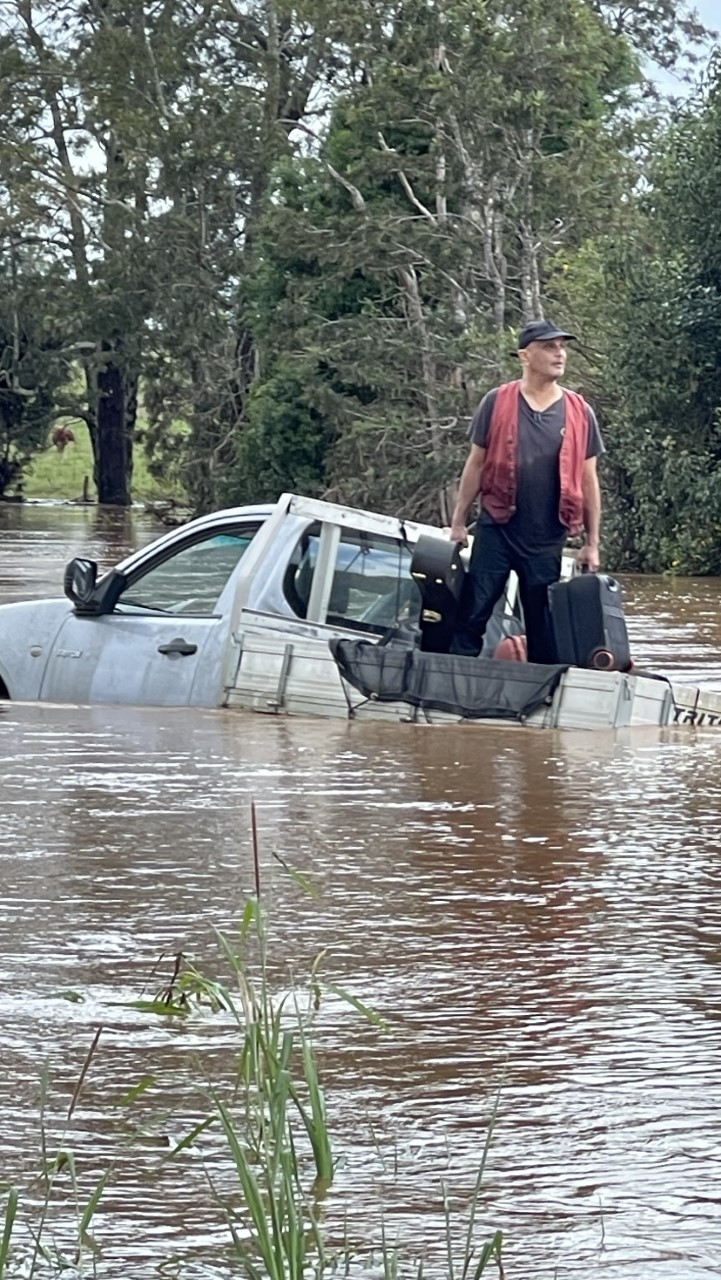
157, 637, 198, 656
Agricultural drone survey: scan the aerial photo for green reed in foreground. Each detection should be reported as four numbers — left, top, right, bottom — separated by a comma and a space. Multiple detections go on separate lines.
193, 898, 333, 1280
0, 1041, 110, 1278
0, 805, 504, 1278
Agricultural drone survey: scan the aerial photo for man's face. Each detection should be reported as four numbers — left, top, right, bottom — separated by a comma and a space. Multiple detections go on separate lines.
520, 338, 568, 378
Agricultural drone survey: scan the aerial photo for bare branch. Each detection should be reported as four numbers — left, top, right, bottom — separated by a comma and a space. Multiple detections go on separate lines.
377, 131, 436, 223
51, 407, 93, 426
325, 164, 366, 211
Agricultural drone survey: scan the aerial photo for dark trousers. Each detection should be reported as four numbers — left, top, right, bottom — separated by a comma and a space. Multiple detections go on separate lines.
451, 523, 563, 664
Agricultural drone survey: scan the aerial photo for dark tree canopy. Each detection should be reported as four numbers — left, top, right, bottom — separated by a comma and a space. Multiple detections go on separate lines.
0, 0, 718, 573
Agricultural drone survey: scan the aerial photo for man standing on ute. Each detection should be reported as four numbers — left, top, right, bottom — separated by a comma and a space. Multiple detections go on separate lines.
448, 319, 604, 663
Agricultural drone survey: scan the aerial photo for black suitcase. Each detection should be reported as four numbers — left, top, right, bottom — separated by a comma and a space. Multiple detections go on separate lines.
410, 534, 466, 653
547, 573, 632, 671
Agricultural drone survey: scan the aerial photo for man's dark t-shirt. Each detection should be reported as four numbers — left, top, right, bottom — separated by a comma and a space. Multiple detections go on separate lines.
469, 388, 604, 557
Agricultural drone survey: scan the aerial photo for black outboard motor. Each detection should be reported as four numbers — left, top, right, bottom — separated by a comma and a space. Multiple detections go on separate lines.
410, 534, 466, 653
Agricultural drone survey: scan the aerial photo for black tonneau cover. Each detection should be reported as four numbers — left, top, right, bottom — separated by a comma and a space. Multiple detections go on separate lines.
330, 638, 568, 722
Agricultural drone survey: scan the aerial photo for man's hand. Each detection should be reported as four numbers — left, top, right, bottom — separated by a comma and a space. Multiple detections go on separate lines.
576, 542, 600, 573
449, 523, 469, 547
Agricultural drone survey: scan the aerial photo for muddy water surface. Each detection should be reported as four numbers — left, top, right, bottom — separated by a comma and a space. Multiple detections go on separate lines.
1, 503, 721, 1279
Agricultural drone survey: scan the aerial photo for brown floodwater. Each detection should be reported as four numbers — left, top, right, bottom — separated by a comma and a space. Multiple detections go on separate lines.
2, 501, 721, 1279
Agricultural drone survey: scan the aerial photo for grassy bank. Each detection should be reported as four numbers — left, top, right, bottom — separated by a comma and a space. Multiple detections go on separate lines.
21, 427, 187, 504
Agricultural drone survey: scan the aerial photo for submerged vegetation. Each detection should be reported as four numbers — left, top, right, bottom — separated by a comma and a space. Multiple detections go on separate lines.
0, 809, 503, 1278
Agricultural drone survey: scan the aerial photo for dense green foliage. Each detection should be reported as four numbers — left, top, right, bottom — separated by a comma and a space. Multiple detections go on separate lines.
0, 261, 69, 493
599, 61, 721, 572
0, 0, 719, 570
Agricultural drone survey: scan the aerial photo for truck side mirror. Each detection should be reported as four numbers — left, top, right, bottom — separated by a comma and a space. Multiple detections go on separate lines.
64, 558, 98, 609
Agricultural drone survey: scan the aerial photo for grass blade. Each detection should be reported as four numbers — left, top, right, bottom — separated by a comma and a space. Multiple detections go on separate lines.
0, 1187, 18, 1277
67, 1027, 103, 1120
212, 1092, 282, 1280
271, 850, 319, 898
116, 1076, 156, 1107
461, 1089, 501, 1280
79, 1169, 110, 1237
168, 1116, 215, 1159
324, 982, 392, 1033
470, 1230, 504, 1280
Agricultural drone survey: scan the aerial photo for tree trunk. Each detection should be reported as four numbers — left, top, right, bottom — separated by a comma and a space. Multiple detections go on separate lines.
519, 131, 543, 321
95, 351, 131, 505
397, 264, 452, 526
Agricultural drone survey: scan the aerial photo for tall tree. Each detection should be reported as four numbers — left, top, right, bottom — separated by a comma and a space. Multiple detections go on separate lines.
226, 0, 642, 522
1, 1, 146, 502
142, 0, 361, 510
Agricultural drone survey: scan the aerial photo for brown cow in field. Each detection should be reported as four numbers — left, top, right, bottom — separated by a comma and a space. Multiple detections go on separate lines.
51, 425, 76, 452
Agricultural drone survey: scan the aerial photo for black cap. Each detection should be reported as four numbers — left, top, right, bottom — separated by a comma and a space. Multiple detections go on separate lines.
517, 319, 576, 349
